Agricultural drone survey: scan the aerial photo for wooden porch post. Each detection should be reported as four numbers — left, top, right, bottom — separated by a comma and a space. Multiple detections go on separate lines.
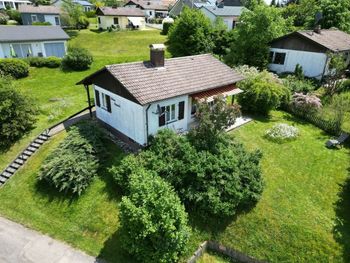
85, 84, 93, 118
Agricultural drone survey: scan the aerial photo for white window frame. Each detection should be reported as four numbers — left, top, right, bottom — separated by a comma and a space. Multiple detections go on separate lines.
165, 104, 176, 123
54, 16, 60, 25
31, 14, 38, 22
101, 92, 108, 110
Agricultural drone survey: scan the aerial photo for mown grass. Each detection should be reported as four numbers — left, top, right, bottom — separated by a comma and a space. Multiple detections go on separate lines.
0, 29, 166, 171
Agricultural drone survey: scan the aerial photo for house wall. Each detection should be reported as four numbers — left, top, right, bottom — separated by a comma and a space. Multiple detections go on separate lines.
21, 13, 60, 25
199, 8, 237, 30
44, 14, 60, 25
145, 95, 189, 142
98, 15, 145, 30
268, 47, 328, 79
0, 40, 67, 58
94, 85, 146, 145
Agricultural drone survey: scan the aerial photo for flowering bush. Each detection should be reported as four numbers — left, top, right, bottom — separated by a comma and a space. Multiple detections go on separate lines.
291, 92, 322, 113
265, 123, 299, 142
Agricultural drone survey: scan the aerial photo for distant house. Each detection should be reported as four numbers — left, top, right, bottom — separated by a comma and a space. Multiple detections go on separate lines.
0, 0, 31, 10
19, 5, 61, 25
269, 28, 350, 80
124, 0, 168, 20
199, 5, 244, 29
0, 25, 69, 58
77, 44, 244, 146
96, 7, 145, 30
52, 0, 93, 12
215, 0, 242, 6
169, 0, 213, 17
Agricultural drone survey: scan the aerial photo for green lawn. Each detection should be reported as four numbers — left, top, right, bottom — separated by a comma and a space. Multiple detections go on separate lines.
197, 251, 233, 263
0, 111, 348, 263
0, 29, 166, 172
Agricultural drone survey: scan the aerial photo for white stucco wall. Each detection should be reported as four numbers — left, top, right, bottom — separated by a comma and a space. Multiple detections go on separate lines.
199, 8, 237, 30
145, 95, 189, 140
94, 85, 146, 145
98, 15, 145, 30
268, 48, 328, 79
44, 14, 60, 25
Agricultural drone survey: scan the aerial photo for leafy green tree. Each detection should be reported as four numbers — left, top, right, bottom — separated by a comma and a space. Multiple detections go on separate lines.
211, 17, 235, 57
188, 96, 240, 152
281, 0, 318, 28
0, 77, 37, 150
324, 53, 347, 95
119, 170, 191, 263
320, 0, 350, 33
167, 7, 214, 57
241, 0, 264, 10
61, 0, 87, 28
225, 5, 293, 68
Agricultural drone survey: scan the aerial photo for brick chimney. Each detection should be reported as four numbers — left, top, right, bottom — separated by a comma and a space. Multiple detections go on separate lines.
150, 44, 165, 67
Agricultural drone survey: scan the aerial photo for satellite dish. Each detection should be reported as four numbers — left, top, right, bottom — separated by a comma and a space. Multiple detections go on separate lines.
315, 12, 323, 24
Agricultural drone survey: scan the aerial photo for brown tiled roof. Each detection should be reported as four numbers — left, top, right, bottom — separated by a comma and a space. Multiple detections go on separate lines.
18, 5, 61, 14
78, 54, 244, 105
126, 0, 168, 10
97, 6, 145, 16
297, 29, 350, 52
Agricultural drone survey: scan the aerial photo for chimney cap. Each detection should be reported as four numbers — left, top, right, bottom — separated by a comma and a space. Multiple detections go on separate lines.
150, 44, 165, 51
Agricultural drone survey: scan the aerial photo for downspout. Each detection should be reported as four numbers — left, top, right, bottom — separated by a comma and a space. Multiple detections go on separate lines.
321, 54, 330, 81
145, 104, 152, 145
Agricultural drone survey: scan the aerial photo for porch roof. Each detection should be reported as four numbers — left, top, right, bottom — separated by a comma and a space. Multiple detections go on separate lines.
190, 84, 243, 102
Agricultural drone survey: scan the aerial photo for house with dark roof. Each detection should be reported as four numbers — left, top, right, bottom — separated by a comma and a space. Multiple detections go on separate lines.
169, 0, 211, 17
19, 5, 61, 26
0, 0, 31, 10
77, 44, 244, 145
0, 25, 69, 58
52, 0, 93, 12
199, 5, 244, 29
124, 0, 169, 20
96, 7, 146, 30
269, 28, 350, 79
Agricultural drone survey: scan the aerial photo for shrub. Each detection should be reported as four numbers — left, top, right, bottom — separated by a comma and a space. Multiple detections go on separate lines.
291, 92, 322, 113
85, 10, 96, 18
39, 121, 105, 195
0, 77, 37, 150
119, 170, 191, 263
0, 12, 9, 24
238, 80, 291, 115
282, 75, 316, 93
32, 21, 51, 25
337, 79, 350, 93
294, 63, 304, 79
62, 47, 93, 71
162, 21, 173, 35
265, 123, 299, 142
77, 15, 89, 29
25, 56, 61, 68
6, 9, 21, 24
0, 59, 29, 78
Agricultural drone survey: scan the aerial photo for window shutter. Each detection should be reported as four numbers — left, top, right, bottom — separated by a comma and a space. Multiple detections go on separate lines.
106, 94, 112, 113
95, 90, 100, 107
159, 106, 165, 127
178, 101, 185, 120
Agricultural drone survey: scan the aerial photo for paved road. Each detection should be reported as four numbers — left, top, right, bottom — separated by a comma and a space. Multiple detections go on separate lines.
0, 217, 102, 263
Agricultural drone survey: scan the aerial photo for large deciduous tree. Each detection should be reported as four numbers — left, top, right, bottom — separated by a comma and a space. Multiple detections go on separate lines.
225, 5, 293, 69
319, 0, 350, 33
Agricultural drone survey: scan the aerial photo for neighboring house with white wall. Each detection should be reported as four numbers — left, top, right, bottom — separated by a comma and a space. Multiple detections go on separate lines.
199, 5, 244, 29
19, 5, 61, 25
52, 0, 93, 12
269, 28, 350, 80
0, 25, 69, 58
96, 7, 145, 30
0, 0, 30, 10
77, 44, 244, 146
124, 0, 168, 20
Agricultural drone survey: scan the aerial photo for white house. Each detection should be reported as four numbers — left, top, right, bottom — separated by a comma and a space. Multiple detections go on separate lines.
269, 28, 350, 80
124, 0, 169, 20
199, 5, 244, 29
52, 0, 93, 12
96, 7, 145, 30
0, 25, 69, 58
19, 5, 61, 26
77, 44, 244, 146
0, 0, 30, 10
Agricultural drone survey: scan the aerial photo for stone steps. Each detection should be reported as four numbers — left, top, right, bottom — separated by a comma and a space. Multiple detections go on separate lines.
0, 132, 51, 186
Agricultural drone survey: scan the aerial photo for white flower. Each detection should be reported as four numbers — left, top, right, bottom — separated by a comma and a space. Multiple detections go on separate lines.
266, 123, 299, 142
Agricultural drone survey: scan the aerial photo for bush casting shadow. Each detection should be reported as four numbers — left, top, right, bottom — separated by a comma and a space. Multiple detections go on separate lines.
333, 175, 350, 262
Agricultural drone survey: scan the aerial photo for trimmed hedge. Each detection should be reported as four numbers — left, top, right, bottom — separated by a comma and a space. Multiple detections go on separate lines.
32, 21, 51, 25
0, 59, 29, 78
62, 47, 93, 71
24, 56, 61, 68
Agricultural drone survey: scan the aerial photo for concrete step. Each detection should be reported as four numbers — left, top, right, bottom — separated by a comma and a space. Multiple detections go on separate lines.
23, 150, 33, 156
6, 167, 16, 174
30, 143, 41, 148
10, 163, 21, 169
0, 177, 7, 183
2, 171, 12, 178
27, 147, 37, 152
20, 155, 29, 161
39, 135, 49, 141
34, 139, 45, 144
14, 159, 25, 165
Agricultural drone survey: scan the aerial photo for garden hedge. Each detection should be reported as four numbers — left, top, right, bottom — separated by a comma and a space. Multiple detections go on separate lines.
0, 59, 29, 79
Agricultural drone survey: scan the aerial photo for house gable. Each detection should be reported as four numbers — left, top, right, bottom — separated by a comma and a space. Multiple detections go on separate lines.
270, 33, 328, 53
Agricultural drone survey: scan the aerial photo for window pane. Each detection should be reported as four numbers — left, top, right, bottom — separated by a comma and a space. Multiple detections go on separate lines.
274, 52, 286, 65
166, 106, 170, 121
171, 104, 175, 120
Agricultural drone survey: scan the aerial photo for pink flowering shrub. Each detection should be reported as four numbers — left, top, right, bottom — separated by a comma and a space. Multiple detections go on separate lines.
291, 92, 322, 112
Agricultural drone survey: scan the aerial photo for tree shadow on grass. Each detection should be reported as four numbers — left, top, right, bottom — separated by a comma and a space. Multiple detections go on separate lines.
333, 174, 350, 262
34, 179, 79, 204
98, 228, 138, 263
